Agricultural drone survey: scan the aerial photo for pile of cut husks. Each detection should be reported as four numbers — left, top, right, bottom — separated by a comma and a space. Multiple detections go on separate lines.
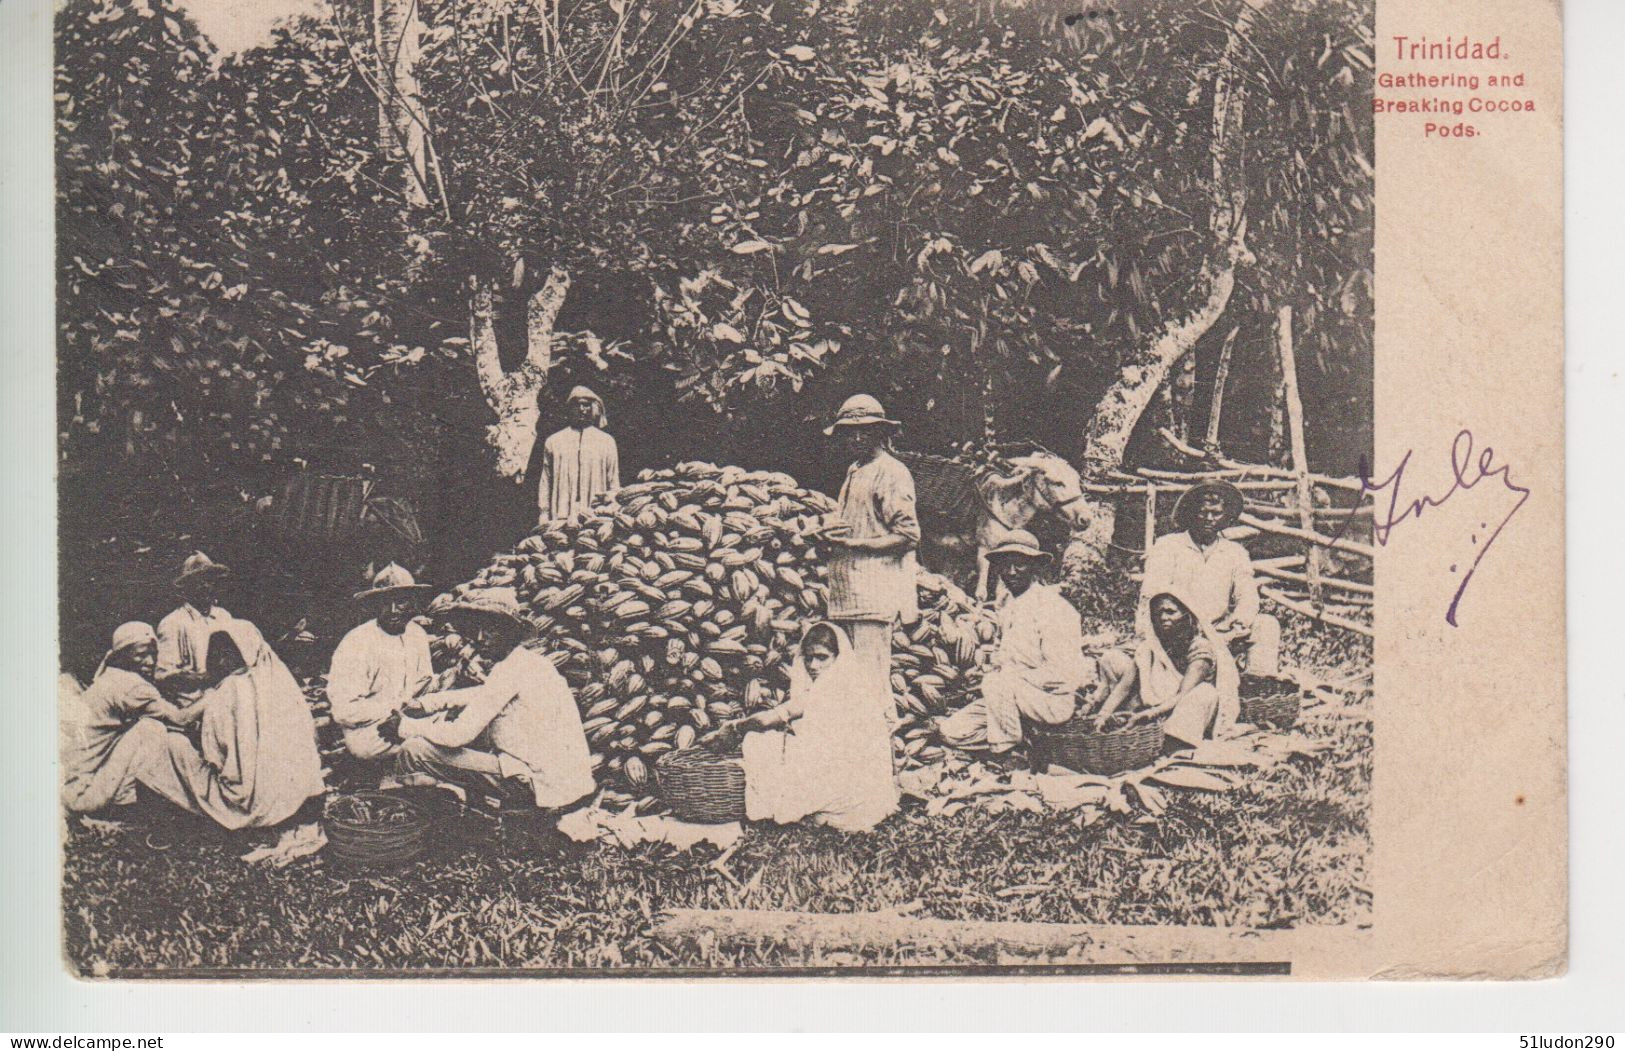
430, 462, 999, 804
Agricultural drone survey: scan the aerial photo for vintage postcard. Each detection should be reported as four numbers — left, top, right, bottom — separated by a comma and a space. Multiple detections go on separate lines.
54, 0, 1562, 979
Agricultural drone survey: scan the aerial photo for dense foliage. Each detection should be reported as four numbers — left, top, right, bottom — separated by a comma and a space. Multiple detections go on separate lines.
56, 0, 1372, 661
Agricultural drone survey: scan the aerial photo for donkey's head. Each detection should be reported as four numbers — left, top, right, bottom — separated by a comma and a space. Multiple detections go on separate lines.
1006, 451, 1091, 528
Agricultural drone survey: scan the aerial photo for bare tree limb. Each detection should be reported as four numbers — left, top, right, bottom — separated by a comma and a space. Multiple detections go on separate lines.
468, 275, 507, 405
524, 267, 571, 375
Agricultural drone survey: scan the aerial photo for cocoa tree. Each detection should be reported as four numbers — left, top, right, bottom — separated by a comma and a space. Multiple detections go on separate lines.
324, 0, 806, 478
1068, 0, 1265, 559
467, 265, 569, 477
253, 0, 1370, 500
57, 0, 1371, 571
56, 0, 376, 482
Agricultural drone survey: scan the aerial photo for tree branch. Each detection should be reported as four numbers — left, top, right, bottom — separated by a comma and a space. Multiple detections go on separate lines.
1068, 0, 1268, 562
524, 266, 571, 375
468, 275, 507, 406
326, 11, 437, 211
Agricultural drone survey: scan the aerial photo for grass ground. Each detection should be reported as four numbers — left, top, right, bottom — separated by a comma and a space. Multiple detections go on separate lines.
62, 619, 1370, 975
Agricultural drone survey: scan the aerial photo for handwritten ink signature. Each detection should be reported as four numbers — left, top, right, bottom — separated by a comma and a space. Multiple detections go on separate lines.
1338, 428, 1531, 627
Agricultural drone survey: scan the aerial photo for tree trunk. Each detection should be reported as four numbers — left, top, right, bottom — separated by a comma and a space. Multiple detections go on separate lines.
1275, 304, 1325, 607
469, 267, 571, 481
1203, 325, 1239, 452
1068, 2, 1263, 562
1171, 347, 1198, 443
1268, 375, 1289, 465
527, 271, 568, 377
374, 0, 429, 209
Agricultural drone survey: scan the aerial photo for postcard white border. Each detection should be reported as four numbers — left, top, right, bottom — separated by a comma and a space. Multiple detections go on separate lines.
3, 0, 1621, 1030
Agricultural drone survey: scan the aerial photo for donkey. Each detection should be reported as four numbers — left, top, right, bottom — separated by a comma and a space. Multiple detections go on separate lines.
902, 446, 1094, 599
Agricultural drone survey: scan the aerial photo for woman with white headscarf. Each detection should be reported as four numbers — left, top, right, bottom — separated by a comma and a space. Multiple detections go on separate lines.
704, 622, 898, 832
145, 619, 325, 830
61, 623, 182, 813
1095, 586, 1242, 749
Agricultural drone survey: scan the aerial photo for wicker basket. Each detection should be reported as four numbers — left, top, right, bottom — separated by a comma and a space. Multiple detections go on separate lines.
655, 747, 747, 823
324, 791, 429, 867
1027, 711, 1165, 776
1239, 674, 1303, 729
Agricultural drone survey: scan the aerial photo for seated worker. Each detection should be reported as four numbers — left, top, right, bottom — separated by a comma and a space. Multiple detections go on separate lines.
935, 531, 1095, 755
144, 620, 327, 830
391, 588, 595, 812
155, 551, 237, 698
326, 563, 435, 761
1097, 588, 1241, 751
1141, 481, 1281, 674
61, 622, 196, 814
703, 622, 898, 833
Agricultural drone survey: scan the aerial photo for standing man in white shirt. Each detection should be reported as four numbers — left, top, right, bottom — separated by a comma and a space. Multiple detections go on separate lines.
1140, 481, 1281, 674
536, 385, 620, 523
392, 588, 595, 813
326, 563, 435, 762
155, 551, 235, 698
820, 394, 921, 733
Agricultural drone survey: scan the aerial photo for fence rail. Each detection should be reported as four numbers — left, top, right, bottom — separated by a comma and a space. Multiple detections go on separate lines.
1094, 440, 1374, 638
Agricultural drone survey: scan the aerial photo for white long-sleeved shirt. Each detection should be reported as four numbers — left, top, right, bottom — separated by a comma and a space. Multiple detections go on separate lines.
826, 450, 921, 624
155, 602, 233, 682
538, 425, 619, 522
400, 646, 595, 807
326, 619, 433, 758
993, 582, 1094, 697
62, 667, 163, 802
1140, 531, 1261, 632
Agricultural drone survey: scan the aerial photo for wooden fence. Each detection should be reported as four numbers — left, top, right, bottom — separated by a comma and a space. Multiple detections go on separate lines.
1092, 305, 1373, 637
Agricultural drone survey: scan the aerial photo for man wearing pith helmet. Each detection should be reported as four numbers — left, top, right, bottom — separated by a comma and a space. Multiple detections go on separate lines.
155, 551, 235, 697
394, 587, 595, 813
820, 393, 921, 739
1140, 480, 1281, 674
326, 563, 435, 761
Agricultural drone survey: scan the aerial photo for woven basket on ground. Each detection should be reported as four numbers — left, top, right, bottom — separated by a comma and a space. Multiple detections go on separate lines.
324, 791, 429, 867
1239, 674, 1303, 729
1027, 710, 1164, 776
655, 747, 747, 823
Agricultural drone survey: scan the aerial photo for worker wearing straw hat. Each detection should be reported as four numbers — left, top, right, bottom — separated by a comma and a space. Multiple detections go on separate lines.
155, 551, 236, 696
1140, 480, 1281, 675
326, 564, 436, 761
935, 531, 1095, 756
536, 385, 620, 524
393, 587, 595, 812
819, 394, 920, 736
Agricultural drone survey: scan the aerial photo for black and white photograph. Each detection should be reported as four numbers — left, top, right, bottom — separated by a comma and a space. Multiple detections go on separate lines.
54, 0, 1382, 977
